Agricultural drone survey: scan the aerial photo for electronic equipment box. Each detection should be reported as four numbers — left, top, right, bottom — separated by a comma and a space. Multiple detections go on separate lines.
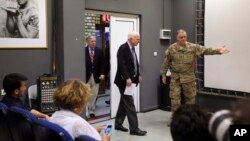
37, 75, 58, 114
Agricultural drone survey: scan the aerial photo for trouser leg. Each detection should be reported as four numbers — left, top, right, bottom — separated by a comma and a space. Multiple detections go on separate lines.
87, 74, 99, 114
115, 95, 126, 126
169, 80, 181, 112
122, 95, 138, 130
115, 85, 138, 130
182, 81, 196, 105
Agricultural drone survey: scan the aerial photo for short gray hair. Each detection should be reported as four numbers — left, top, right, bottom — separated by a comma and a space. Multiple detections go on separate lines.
86, 35, 96, 42
177, 29, 186, 35
127, 31, 140, 40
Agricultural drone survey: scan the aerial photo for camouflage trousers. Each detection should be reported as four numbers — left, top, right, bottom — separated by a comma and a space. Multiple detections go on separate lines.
169, 80, 196, 112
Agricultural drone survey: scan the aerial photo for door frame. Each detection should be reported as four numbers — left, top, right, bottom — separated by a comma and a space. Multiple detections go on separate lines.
85, 10, 140, 118
110, 14, 140, 118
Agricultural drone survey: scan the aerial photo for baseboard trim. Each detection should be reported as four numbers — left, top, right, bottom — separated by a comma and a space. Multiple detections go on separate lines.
140, 105, 159, 113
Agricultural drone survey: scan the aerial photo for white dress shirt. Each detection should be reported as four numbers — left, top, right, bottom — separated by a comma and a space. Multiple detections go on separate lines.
50, 109, 101, 140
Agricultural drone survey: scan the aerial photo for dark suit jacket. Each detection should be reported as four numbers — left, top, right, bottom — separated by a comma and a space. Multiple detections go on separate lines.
114, 42, 140, 86
85, 46, 105, 83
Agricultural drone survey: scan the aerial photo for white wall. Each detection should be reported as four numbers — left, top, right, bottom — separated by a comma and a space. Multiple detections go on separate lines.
204, 0, 250, 92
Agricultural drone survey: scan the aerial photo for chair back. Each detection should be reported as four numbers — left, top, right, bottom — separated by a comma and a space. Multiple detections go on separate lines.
6, 106, 37, 141
74, 135, 98, 141
28, 84, 37, 107
0, 102, 14, 141
32, 118, 74, 141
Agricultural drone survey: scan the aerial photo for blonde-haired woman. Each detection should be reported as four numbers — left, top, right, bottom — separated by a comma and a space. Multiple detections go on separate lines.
50, 79, 111, 141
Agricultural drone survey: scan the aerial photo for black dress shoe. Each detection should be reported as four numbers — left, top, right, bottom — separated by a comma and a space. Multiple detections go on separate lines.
115, 125, 128, 132
90, 113, 95, 118
130, 129, 147, 136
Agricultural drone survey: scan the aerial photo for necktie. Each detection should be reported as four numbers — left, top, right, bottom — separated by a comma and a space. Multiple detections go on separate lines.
90, 48, 94, 64
131, 47, 137, 76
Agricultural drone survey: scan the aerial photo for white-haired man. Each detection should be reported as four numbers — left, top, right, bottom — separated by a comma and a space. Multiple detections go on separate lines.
114, 31, 147, 136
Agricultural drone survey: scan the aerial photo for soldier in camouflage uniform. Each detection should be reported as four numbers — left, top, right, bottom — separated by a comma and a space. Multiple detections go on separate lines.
161, 29, 229, 112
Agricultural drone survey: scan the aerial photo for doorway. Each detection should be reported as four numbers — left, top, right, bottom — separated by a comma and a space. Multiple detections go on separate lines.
110, 15, 140, 118
84, 10, 140, 122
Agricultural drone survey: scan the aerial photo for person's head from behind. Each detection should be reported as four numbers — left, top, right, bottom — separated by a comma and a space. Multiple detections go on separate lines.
86, 36, 96, 49
53, 79, 92, 115
127, 31, 140, 47
170, 104, 215, 141
176, 29, 187, 46
3, 73, 28, 97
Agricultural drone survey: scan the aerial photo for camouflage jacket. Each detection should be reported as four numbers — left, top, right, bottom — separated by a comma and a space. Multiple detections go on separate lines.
161, 42, 221, 83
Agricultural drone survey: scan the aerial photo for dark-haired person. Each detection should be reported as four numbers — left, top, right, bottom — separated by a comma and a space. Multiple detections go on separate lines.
1, 73, 50, 120
170, 104, 215, 141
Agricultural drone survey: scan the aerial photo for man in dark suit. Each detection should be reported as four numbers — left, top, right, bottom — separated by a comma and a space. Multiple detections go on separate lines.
114, 31, 147, 136
85, 35, 105, 118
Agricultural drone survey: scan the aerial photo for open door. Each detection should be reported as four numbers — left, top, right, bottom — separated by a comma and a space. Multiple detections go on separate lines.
110, 14, 140, 118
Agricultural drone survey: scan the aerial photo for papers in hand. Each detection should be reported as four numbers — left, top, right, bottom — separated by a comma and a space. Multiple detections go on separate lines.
124, 83, 136, 96
166, 69, 171, 76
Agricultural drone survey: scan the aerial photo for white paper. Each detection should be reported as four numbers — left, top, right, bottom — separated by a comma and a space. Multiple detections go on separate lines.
124, 83, 136, 96
166, 69, 171, 76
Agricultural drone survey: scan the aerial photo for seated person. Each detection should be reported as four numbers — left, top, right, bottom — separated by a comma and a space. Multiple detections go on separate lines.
50, 79, 111, 141
1, 73, 50, 120
170, 104, 215, 141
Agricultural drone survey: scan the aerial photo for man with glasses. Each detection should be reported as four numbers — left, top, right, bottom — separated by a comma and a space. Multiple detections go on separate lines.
160, 29, 230, 113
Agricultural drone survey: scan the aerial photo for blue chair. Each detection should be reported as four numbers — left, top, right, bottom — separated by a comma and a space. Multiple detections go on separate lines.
0, 101, 8, 110
0, 102, 14, 141
74, 135, 98, 141
32, 118, 74, 141
32, 118, 99, 141
6, 106, 37, 141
